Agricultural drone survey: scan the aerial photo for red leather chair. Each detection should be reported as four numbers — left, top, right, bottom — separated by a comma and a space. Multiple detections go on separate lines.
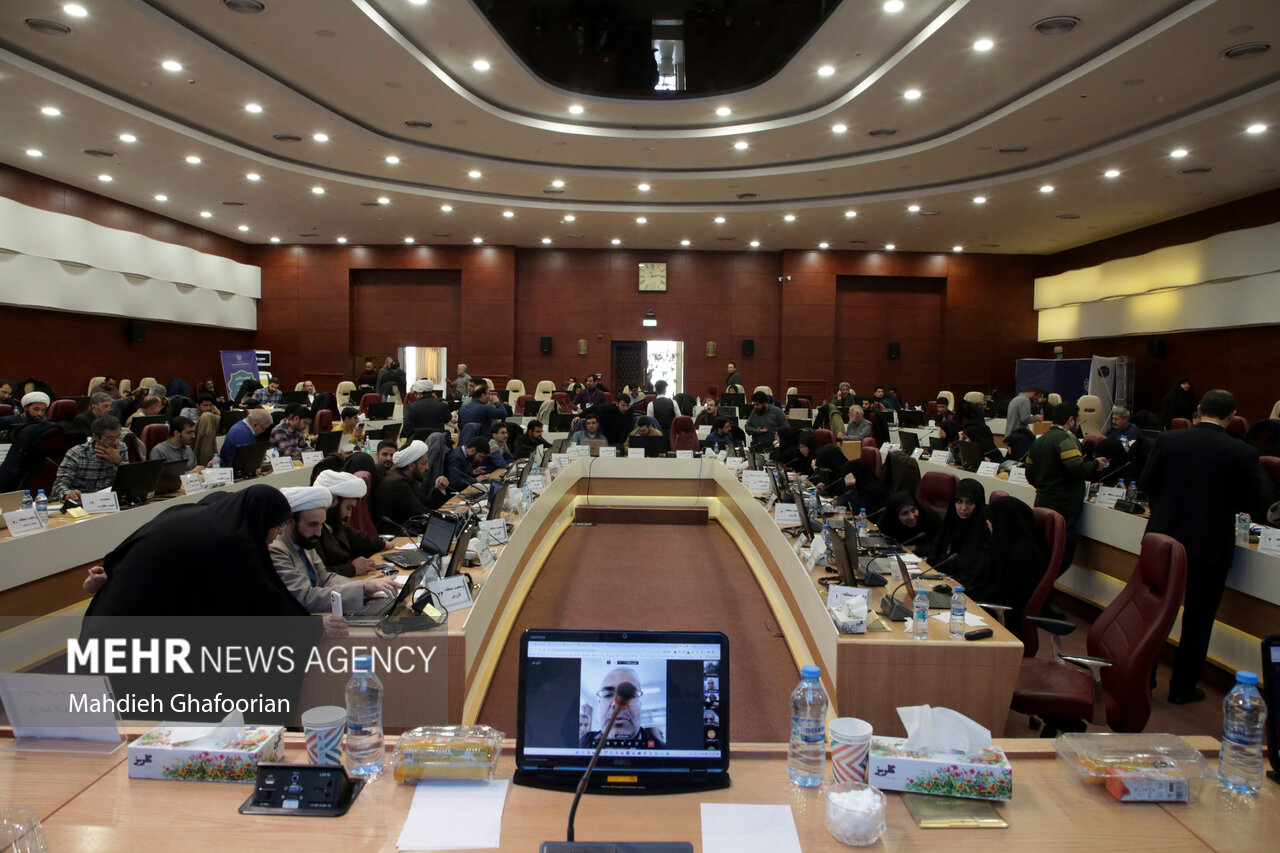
140, 423, 170, 457
313, 409, 334, 433
1012, 533, 1186, 734
859, 444, 881, 478
988, 489, 1009, 502
515, 395, 534, 415
794, 397, 812, 411
603, 392, 614, 403
358, 393, 382, 415
404, 393, 420, 405
0, 404, 12, 417
861, 436, 879, 451
47, 399, 79, 422
925, 400, 939, 418
669, 416, 698, 452
552, 392, 572, 413
1080, 433, 1106, 454
1260, 456, 1280, 489
814, 429, 835, 446
123, 431, 146, 466
1170, 418, 1191, 430
915, 470, 957, 517
1225, 415, 1249, 439
349, 471, 379, 538
1021, 508, 1066, 657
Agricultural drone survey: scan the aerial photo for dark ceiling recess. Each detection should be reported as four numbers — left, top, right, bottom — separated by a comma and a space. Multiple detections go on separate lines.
476, 0, 843, 98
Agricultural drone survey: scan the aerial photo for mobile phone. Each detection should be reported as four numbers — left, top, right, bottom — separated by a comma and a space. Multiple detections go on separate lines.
329, 589, 343, 619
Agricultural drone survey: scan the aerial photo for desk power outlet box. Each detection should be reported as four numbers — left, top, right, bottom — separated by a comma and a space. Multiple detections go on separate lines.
238, 763, 364, 817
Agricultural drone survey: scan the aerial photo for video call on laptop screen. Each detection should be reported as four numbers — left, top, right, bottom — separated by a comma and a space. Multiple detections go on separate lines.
518, 631, 726, 766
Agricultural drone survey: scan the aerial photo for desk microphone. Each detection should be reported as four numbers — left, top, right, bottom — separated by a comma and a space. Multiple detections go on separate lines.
564, 682, 637, 844
866, 506, 888, 521
1097, 459, 1133, 484
897, 530, 927, 547
926, 552, 959, 572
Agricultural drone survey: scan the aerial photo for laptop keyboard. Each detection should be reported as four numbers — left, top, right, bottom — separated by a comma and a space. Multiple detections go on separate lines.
384, 550, 428, 568
349, 595, 397, 620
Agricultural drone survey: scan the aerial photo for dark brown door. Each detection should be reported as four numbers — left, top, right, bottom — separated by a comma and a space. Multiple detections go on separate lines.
611, 340, 647, 395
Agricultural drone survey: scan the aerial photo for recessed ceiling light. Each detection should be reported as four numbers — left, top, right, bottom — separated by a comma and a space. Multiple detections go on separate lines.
385, 155, 400, 164
907, 204, 920, 213
311, 186, 324, 195
472, 236, 483, 244
502, 210, 514, 218
270, 236, 280, 243
118, 133, 136, 143
953, 245, 964, 253
844, 210, 857, 218
472, 59, 490, 71
25, 148, 42, 157
312, 132, 329, 142
246, 172, 260, 181
336, 237, 347, 243
885, 243, 896, 251
185, 155, 201, 164
237, 224, 249, 232
714, 216, 726, 224
716, 107, 731, 117
244, 103, 263, 114
749, 240, 761, 247
832, 124, 847, 133
883, 0, 904, 12
551, 179, 565, 188
1170, 148, 1188, 158
541, 237, 552, 244
819, 242, 829, 249
904, 89, 922, 100
377, 196, 391, 205
404, 236, 414, 243
1246, 123, 1267, 134
40, 106, 61, 116
199, 210, 212, 218
635, 217, 647, 224
97, 174, 112, 182
611, 238, 622, 245
563, 214, 576, 222
637, 183, 651, 191
1104, 169, 1120, 178
973, 38, 994, 52
973, 196, 987, 204
408, 0, 428, 5
784, 214, 796, 222
1039, 184, 1054, 193
734, 140, 748, 150
161, 60, 183, 72
817, 65, 835, 77
154, 194, 167, 202
468, 170, 482, 178
681, 239, 691, 246
568, 104, 584, 115
440, 204, 452, 212
63, 4, 88, 17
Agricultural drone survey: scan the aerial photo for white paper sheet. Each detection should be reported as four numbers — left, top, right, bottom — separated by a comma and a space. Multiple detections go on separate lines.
930, 611, 988, 627
701, 803, 802, 853
397, 778, 510, 851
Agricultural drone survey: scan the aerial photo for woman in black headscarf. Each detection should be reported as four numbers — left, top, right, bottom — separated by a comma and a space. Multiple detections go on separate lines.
771, 427, 811, 475
1159, 377, 1196, 427
926, 478, 990, 581
809, 444, 849, 494
938, 419, 963, 445
963, 422, 1002, 461
1001, 431, 1032, 466
833, 459, 889, 516
879, 491, 942, 549
962, 497, 1044, 638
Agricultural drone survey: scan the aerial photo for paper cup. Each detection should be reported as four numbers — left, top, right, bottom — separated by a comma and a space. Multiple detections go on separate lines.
830, 717, 873, 783
301, 705, 346, 766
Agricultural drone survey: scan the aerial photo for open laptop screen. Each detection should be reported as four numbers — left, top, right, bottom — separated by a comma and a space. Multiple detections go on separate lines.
515, 629, 729, 792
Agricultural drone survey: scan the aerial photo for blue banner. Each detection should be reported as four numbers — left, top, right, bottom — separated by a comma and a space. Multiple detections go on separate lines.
219, 350, 260, 401
1014, 358, 1092, 399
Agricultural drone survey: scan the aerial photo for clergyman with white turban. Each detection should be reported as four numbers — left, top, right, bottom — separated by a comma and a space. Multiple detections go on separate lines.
312, 471, 387, 577
376, 439, 451, 535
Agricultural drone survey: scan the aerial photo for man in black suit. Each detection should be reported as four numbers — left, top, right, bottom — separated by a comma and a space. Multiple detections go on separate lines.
1140, 389, 1265, 704
404, 381, 451, 433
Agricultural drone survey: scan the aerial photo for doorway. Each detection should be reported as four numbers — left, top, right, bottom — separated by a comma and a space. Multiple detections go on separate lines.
610, 340, 647, 395
400, 346, 448, 389
646, 340, 684, 394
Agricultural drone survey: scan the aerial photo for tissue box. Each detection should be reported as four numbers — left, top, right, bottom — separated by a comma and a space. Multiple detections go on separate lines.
866, 736, 1012, 801
128, 724, 285, 782
828, 605, 867, 634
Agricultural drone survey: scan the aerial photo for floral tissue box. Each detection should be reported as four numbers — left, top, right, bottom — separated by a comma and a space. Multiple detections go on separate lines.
128, 724, 285, 782
865, 736, 1012, 801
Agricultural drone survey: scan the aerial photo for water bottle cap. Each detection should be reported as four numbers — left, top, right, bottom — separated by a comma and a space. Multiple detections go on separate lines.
801, 665, 821, 679
353, 655, 373, 672
1235, 670, 1258, 685
953, 585, 964, 593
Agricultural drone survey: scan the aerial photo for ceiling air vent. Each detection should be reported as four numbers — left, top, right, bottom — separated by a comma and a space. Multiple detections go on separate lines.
868, 128, 897, 137
1221, 42, 1270, 60
25, 18, 71, 36
1179, 166, 1212, 174
83, 148, 116, 158
736, 192, 757, 200
404, 120, 434, 129
1033, 16, 1080, 36
272, 133, 302, 142
224, 0, 266, 14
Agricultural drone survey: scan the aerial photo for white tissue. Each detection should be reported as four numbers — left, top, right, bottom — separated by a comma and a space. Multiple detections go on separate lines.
167, 709, 245, 744
897, 704, 991, 754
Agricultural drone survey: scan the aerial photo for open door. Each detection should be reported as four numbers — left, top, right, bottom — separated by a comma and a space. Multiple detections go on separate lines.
611, 340, 647, 395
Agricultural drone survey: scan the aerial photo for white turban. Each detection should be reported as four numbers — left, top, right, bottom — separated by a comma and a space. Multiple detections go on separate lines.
392, 440, 427, 468
313, 470, 367, 499
411, 379, 434, 394
22, 392, 50, 408
280, 486, 332, 513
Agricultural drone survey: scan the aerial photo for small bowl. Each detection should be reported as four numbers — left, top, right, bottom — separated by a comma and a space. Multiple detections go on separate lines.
824, 780, 887, 847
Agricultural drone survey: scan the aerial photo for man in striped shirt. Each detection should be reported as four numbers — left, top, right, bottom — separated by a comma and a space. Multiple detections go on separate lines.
52, 415, 131, 503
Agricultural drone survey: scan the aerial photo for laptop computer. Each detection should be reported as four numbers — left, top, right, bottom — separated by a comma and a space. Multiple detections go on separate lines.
514, 628, 730, 793
280, 390, 309, 406
898, 430, 921, 454
720, 405, 739, 419
366, 402, 395, 421
581, 438, 608, 456
112, 459, 165, 507
487, 484, 509, 519
379, 423, 402, 443
628, 434, 666, 458
550, 436, 571, 455
444, 523, 475, 577
231, 441, 271, 480
523, 399, 542, 417
128, 415, 165, 437
346, 562, 437, 627
720, 393, 745, 409
953, 441, 984, 472
846, 513, 896, 553
549, 412, 575, 432
787, 486, 816, 539
314, 430, 342, 456
878, 556, 953, 618
0, 490, 24, 530
896, 409, 926, 429
154, 459, 191, 496
787, 418, 812, 431
929, 435, 950, 452
218, 409, 248, 435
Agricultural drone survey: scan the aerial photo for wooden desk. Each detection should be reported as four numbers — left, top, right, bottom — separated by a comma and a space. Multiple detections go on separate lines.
27, 737, 1279, 852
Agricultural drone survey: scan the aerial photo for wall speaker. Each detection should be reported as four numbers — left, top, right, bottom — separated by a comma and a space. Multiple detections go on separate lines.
742, 339, 754, 357
1147, 336, 1165, 358
888, 341, 900, 359
128, 320, 147, 343
540, 336, 552, 354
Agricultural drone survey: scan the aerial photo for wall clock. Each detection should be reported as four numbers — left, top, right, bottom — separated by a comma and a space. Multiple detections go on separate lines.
638, 262, 667, 292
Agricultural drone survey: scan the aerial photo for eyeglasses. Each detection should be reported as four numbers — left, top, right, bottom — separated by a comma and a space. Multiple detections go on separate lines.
595, 686, 643, 700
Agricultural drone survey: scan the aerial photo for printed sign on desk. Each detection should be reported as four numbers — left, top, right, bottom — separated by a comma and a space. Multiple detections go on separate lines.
567, 445, 591, 460
270, 457, 296, 474
203, 468, 234, 487
1008, 466, 1029, 486
598, 446, 617, 458
910, 447, 925, 460
476, 543, 496, 569
301, 451, 324, 466
1257, 527, 1280, 556
742, 470, 771, 492
81, 489, 120, 515
676, 449, 694, 459
553, 453, 571, 468
1095, 485, 1124, 508
726, 457, 746, 471
696, 425, 711, 439
775, 503, 801, 524
976, 461, 1000, 478
424, 576, 474, 612
1, 508, 43, 537
479, 518, 508, 545
181, 473, 204, 495
627, 447, 645, 459
526, 473, 546, 494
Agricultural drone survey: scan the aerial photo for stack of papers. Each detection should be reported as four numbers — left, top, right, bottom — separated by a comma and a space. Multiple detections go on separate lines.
397, 779, 510, 850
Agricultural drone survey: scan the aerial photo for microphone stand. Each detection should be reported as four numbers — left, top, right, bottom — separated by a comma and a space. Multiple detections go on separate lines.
566, 683, 636, 843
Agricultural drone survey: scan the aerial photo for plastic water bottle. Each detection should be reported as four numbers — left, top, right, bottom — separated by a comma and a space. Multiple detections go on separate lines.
1219, 670, 1266, 794
1125, 480, 1138, 503
34, 490, 49, 527
820, 524, 833, 565
856, 507, 869, 539
949, 585, 966, 638
786, 665, 828, 787
912, 589, 930, 640
209, 453, 220, 469
20, 490, 33, 511
1234, 513, 1250, 546
344, 655, 385, 778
